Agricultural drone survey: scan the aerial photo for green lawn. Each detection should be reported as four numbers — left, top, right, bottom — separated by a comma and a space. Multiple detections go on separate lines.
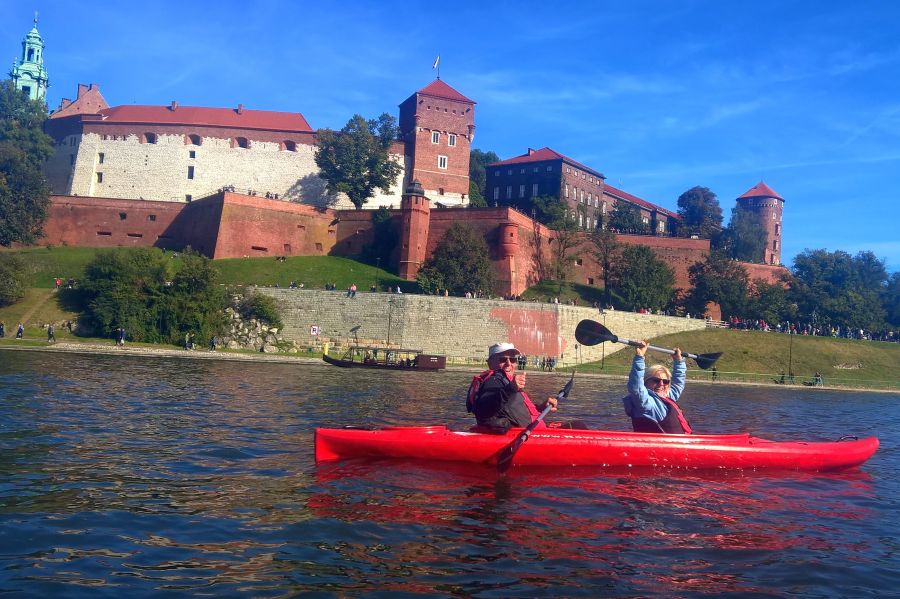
573, 328, 900, 390
1, 246, 101, 288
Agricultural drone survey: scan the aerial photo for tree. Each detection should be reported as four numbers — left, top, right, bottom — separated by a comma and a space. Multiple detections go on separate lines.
789, 249, 887, 330
314, 113, 402, 209
677, 186, 723, 238
684, 250, 749, 319
468, 180, 487, 207
536, 196, 581, 289
717, 204, 767, 262
608, 201, 647, 234
0, 253, 29, 306
589, 227, 620, 305
610, 245, 675, 311
360, 206, 398, 266
469, 148, 500, 205
745, 277, 795, 324
416, 222, 494, 295
80, 247, 226, 345
0, 79, 54, 246
884, 272, 900, 328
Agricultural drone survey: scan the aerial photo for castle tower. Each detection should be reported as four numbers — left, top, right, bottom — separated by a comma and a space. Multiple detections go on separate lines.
737, 181, 784, 265
398, 180, 431, 280
398, 79, 475, 206
11, 14, 49, 102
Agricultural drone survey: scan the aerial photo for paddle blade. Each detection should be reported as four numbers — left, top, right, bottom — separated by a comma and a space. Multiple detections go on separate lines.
496, 436, 524, 474
693, 352, 723, 370
575, 319, 617, 346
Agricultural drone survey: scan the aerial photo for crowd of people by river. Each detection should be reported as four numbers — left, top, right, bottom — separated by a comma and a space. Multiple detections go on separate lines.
726, 316, 897, 343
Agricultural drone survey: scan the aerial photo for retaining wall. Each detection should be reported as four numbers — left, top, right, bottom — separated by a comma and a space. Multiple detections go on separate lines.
257, 289, 708, 365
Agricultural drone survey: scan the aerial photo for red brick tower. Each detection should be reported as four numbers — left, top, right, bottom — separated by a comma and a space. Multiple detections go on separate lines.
398, 180, 431, 280
737, 182, 785, 265
398, 79, 475, 205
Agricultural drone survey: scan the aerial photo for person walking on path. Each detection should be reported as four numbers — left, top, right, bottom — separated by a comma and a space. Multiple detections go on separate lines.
47, 324, 56, 343
16, 323, 24, 339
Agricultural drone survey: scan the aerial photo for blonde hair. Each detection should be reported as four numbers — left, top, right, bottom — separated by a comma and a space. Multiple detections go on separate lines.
645, 364, 671, 382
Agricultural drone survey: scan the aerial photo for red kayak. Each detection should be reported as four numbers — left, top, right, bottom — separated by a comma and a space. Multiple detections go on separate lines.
315, 426, 879, 472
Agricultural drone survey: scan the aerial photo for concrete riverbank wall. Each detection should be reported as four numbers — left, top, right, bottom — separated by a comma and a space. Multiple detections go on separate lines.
258, 289, 707, 365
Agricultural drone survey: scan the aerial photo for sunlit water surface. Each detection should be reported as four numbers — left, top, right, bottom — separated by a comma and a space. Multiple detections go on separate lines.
1, 350, 898, 597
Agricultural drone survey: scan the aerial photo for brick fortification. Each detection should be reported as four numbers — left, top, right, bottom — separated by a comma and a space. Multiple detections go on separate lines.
259, 288, 708, 365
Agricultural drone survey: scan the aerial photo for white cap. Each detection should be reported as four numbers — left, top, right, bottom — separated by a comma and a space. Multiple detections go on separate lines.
488, 342, 520, 358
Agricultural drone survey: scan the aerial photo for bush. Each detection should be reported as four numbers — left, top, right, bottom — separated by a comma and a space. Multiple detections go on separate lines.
0, 253, 30, 306
239, 293, 283, 329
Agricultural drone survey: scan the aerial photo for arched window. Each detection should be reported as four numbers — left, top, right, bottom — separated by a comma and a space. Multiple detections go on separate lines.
281, 140, 296, 152
142, 132, 158, 144
233, 137, 249, 149
186, 134, 202, 146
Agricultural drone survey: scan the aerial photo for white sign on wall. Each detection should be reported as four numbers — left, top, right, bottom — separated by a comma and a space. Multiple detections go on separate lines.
310, 325, 319, 336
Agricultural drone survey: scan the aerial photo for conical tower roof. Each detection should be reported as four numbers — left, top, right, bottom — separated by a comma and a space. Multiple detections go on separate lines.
738, 181, 784, 201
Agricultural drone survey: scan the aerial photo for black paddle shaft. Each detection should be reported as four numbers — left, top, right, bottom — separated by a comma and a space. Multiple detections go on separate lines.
574, 319, 722, 370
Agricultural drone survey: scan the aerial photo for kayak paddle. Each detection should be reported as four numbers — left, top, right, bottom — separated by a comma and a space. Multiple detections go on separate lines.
496, 371, 574, 474
574, 319, 722, 370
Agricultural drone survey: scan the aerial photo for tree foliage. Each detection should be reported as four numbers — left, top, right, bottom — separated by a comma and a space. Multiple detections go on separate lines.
469, 148, 499, 205
468, 180, 487, 207
717, 204, 767, 262
789, 249, 887, 330
537, 196, 581, 285
0, 79, 54, 246
884, 272, 900, 328
416, 222, 495, 295
360, 206, 398, 267
80, 248, 226, 344
684, 250, 749, 319
314, 113, 402, 209
608, 201, 647, 234
677, 186, 723, 238
610, 245, 675, 311
0, 252, 30, 306
589, 227, 620, 304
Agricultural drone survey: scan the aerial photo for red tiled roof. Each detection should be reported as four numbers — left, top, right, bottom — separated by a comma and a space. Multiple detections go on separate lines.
416, 79, 475, 104
603, 183, 679, 220
738, 181, 784, 201
491, 147, 605, 180
96, 104, 314, 133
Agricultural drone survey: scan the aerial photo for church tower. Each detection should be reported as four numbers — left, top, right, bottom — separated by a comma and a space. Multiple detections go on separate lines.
398, 79, 475, 206
737, 181, 784, 265
11, 14, 49, 102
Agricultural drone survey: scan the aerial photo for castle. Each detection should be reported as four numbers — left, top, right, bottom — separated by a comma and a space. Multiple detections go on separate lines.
13, 18, 787, 312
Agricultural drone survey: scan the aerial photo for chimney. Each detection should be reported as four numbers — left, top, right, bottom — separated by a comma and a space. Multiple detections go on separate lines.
170, 100, 178, 111
237, 104, 243, 114
527, 148, 535, 155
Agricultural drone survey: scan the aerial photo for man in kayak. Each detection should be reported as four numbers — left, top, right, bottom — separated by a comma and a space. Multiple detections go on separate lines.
624, 340, 692, 434
467, 342, 558, 432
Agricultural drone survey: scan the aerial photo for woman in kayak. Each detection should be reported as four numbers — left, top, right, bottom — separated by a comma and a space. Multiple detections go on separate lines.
467, 342, 557, 432
624, 340, 692, 434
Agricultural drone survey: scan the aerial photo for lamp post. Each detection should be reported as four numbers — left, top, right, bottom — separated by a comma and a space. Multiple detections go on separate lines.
788, 329, 794, 384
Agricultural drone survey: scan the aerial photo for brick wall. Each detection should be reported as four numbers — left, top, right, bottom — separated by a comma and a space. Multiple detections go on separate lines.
259, 289, 708, 365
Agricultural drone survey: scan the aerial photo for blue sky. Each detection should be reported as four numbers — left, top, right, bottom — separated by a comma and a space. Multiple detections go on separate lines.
5, 0, 898, 272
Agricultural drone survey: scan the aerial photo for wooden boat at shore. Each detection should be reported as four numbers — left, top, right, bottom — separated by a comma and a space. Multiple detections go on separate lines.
322, 346, 446, 371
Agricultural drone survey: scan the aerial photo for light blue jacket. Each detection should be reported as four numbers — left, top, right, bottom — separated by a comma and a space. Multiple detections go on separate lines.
623, 355, 686, 422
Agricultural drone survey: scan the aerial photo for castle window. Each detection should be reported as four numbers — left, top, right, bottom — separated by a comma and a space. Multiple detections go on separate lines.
565, 185, 569, 198
432, 131, 440, 144
148, 214, 157, 222
438, 188, 445, 195
233, 137, 249, 149
142, 132, 158, 144
96, 172, 103, 183
520, 168, 525, 174
547, 165, 552, 171
127, 233, 143, 238
187, 166, 195, 179
506, 186, 512, 199
98, 153, 105, 164
532, 183, 538, 196
519, 185, 525, 198
438, 155, 448, 169
187, 134, 202, 146
282, 140, 297, 151
533, 167, 538, 172
494, 171, 500, 176
775, 223, 781, 235
69, 155, 75, 165
96, 231, 112, 236
773, 240, 779, 250
448, 134, 456, 147
186, 194, 192, 202
189, 150, 196, 158
119, 212, 127, 220
493, 187, 500, 201
507, 169, 512, 175
27, 48, 35, 61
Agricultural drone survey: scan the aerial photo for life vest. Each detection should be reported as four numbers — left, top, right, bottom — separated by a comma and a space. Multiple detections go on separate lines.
631, 395, 692, 434
466, 369, 494, 413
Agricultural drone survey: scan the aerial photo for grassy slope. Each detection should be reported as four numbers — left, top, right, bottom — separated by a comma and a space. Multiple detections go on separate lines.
575, 328, 900, 390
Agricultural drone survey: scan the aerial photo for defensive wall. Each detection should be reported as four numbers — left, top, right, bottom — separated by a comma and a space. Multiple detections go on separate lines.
258, 288, 708, 365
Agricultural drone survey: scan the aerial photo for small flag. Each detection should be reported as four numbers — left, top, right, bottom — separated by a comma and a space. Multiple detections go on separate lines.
432, 55, 440, 69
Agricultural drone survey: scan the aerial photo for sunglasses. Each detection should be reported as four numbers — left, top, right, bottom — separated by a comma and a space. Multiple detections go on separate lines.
495, 356, 517, 363
648, 377, 671, 385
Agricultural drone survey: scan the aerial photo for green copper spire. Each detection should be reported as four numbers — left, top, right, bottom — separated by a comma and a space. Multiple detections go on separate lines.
11, 12, 49, 101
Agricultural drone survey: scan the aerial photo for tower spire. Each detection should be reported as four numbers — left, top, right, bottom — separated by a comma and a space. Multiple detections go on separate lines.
11, 15, 49, 101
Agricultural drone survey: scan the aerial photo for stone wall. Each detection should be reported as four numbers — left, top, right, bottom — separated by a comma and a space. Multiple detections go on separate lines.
257, 288, 708, 365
